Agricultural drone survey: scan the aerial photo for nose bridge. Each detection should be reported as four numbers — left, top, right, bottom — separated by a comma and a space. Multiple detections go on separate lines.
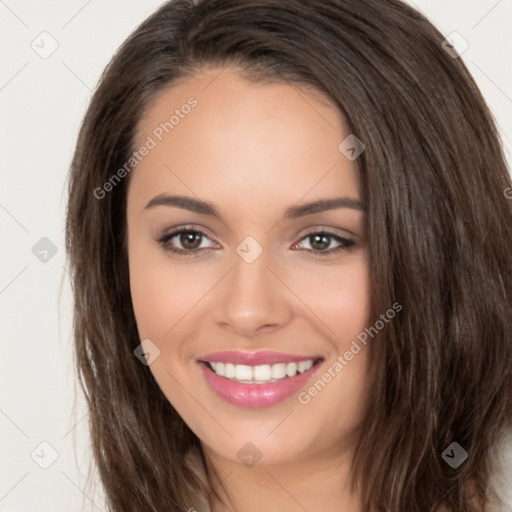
213, 242, 292, 336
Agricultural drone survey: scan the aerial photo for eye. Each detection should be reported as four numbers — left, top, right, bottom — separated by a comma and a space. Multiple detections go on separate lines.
291, 230, 355, 255
157, 227, 356, 257
157, 227, 218, 254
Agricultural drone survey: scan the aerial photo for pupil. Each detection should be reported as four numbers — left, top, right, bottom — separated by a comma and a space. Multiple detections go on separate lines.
181, 232, 201, 249
311, 234, 330, 250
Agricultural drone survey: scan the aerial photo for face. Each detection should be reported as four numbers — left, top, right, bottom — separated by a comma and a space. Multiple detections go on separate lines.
126, 67, 371, 468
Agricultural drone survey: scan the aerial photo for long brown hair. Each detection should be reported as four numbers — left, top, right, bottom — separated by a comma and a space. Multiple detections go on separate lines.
65, 0, 512, 510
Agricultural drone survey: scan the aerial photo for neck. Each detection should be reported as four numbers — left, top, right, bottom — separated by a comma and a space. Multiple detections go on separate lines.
203, 444, 363, 512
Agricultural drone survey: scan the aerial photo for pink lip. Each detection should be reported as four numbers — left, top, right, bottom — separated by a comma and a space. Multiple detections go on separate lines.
196, 351, 324, 408
197, 350, 320, 366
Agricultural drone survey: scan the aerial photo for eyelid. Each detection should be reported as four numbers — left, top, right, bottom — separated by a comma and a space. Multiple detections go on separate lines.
295, 224, 357, 240
157, 224, 218, 244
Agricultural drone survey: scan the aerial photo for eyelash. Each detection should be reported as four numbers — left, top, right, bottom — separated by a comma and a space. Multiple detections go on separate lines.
156, 226, 355, 257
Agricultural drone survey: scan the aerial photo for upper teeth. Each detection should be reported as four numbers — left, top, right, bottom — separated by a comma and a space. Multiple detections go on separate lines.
209, 359, 315, 383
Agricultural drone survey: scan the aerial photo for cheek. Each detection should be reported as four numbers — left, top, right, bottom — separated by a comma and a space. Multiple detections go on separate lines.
292, 261, 371, 443
128, 243, 216, 339
288, 256, 370, 344
128, 250, 207, 416
129, 255, 176, 339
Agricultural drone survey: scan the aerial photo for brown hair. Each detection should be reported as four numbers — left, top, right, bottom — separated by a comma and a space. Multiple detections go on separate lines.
65, 0, 512, 510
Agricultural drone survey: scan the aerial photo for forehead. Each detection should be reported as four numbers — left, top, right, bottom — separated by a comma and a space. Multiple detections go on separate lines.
128, 68, 361, 215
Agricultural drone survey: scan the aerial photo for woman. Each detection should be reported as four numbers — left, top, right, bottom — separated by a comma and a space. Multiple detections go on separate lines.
65, 0, 512, 510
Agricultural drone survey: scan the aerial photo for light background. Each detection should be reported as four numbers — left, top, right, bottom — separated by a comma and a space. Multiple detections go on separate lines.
1, 1, 511, 511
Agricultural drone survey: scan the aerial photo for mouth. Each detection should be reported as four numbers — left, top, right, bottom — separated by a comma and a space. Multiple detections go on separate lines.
196, 351, 324, 407
203, 358, 318, 383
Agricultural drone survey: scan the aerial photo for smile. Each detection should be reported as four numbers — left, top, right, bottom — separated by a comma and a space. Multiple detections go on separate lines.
197, 351, 324, 407
208, 359, 315, 383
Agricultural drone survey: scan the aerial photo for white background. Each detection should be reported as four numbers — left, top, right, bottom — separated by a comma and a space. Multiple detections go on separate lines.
1, 1, 511, 510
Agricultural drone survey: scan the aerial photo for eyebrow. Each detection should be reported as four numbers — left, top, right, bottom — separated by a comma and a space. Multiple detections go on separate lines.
144, 194, 366, 220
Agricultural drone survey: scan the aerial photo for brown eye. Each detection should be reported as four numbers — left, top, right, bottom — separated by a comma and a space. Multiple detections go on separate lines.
158, 228, 217, 255
309, 234, 331, 251
292, 231, 355, 255
179, 231, 202, 249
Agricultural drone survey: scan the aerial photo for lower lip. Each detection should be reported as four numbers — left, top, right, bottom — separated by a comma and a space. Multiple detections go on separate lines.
198, 360, 323, 408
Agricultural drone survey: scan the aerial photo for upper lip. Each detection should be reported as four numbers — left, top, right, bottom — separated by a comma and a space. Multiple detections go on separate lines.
197, 350, 323, 366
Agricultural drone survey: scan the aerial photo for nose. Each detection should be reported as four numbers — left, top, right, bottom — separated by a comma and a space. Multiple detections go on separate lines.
213, 249, 293, 338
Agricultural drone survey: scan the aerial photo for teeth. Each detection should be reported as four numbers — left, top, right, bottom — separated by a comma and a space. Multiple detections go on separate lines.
253, 364, 272, 380
235, 364, 253, 381
299, 360, 313, 372
285, 362, 298, 377
207, 359, 316, 383
271, 363, 287, 379
224, 363, 236, 378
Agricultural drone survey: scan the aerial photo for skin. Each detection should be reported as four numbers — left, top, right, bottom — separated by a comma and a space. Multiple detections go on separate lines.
126, 67, 371, 512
